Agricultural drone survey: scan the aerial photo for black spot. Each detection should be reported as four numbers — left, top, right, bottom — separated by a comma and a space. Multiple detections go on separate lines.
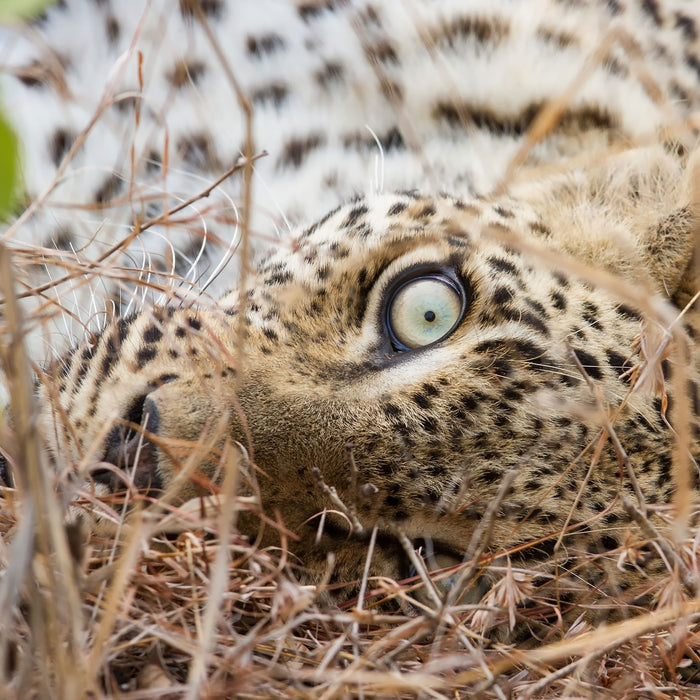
493, 403, 511, 426
246, 33, 285, 58
537, 27, 575, 48
582, 301, 600, 327
525, 298, 549, 319
493, 286, 514, 306
49, 226, 74, 251
178, 133, 219, 170
380, 127, 404, 151
423, 383, 440, 397
145, 148, 162, 171
529, 221, 551, 237
487, 257, 520, 276
516, 310, 550, 336
73, 345, 95, 388
502, 385, 523, 401
688, 380, 700, 415
655, 454, 672, 489
385, 202, 407, 218
684, 52, 700, 82
494, 205, 514, 218
616, 304, 641, 321
421, 417, 439, 433
265, 269, 293, 285
105, 15, 120, 42
383, 402, 401, 418
364, 41, 398, 65
478, 468, 502, 485
602, 55, 628, 77
524, 348, 553, 368
460, 394, 479, 411
143, 325, 162, 344
95, 173, 123, 204
675, 12, 697, 40
251, 83, 289, 107
474, 339, 506, 355
279, 134, 324, 169
155, 373, 179, 386
298, 1, 335, 22
492, 358, 513, 377
179, 0, 223, 20
605, 349, 629, 377
553, 272, 569, 288
342, 127, 405, 152
661, 359, 671, 380
342, 205, 368, 228
315, 61, 344, 88
175, 327, 186, 339
385, 494, 402, 508
316, 264, 331, 281
263, 328, 279, 342
435, 15, 509, 48
641, 0, 663, 26
411, 393, 431, 409
168, 60, 207, 89
136, 346, 157, 368
571, 348, 602, 380
100, 326, 123, 379
50, 128, 75, 167
433, 101, 614, 136
550, 290, 567, 311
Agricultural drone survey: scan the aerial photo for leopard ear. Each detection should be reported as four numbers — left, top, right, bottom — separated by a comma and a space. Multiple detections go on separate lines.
639, 150, 700, 301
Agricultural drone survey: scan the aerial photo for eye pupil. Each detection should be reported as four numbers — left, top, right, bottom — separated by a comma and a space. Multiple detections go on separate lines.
424, 310, 436, 323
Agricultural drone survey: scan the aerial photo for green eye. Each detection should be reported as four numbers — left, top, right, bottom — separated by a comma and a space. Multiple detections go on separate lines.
386, 269, 467, 351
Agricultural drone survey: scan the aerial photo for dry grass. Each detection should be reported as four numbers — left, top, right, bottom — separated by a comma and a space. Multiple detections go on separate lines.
0, 414, 699, 697
1, 4, 700, 698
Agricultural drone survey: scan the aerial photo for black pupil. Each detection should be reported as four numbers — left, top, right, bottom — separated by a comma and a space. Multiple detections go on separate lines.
424, 310, 436, 322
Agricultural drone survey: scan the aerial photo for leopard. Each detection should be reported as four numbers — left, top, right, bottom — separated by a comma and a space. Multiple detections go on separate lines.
3, 0, 700, 645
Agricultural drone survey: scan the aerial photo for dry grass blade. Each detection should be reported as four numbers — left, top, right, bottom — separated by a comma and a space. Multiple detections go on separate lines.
0, 243, 87, 696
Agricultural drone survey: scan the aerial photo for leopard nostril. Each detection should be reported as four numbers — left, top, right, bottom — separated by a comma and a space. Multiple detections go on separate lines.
99, 396, 163, 494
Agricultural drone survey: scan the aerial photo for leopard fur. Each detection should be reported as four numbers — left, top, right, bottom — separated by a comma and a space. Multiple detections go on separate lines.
3, 0, 700, 637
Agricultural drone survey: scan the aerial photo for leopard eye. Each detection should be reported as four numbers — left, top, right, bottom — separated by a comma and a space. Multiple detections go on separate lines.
385, 269, 466, 351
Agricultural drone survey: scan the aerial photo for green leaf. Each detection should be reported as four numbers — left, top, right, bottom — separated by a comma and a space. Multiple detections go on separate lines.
0, 112, 17, 220
0, 0, 55, 21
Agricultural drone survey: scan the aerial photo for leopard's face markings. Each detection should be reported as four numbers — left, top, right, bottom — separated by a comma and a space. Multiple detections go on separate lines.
42, 189, 698, 611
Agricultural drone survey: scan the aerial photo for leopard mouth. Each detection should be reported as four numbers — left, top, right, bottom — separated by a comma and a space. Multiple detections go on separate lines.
93, 395, 163, 496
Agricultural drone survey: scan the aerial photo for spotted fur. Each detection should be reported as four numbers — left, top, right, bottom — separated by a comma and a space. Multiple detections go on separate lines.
3, 0, 700, 637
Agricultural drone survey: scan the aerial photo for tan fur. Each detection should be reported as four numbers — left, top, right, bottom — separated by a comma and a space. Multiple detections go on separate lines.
36, 145, 700, 636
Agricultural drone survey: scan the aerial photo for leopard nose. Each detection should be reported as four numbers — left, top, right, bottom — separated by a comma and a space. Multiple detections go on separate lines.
95, 396, 163, 494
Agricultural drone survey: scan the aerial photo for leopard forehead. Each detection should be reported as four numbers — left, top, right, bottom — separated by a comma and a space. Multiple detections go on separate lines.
234, 193, 541, 303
